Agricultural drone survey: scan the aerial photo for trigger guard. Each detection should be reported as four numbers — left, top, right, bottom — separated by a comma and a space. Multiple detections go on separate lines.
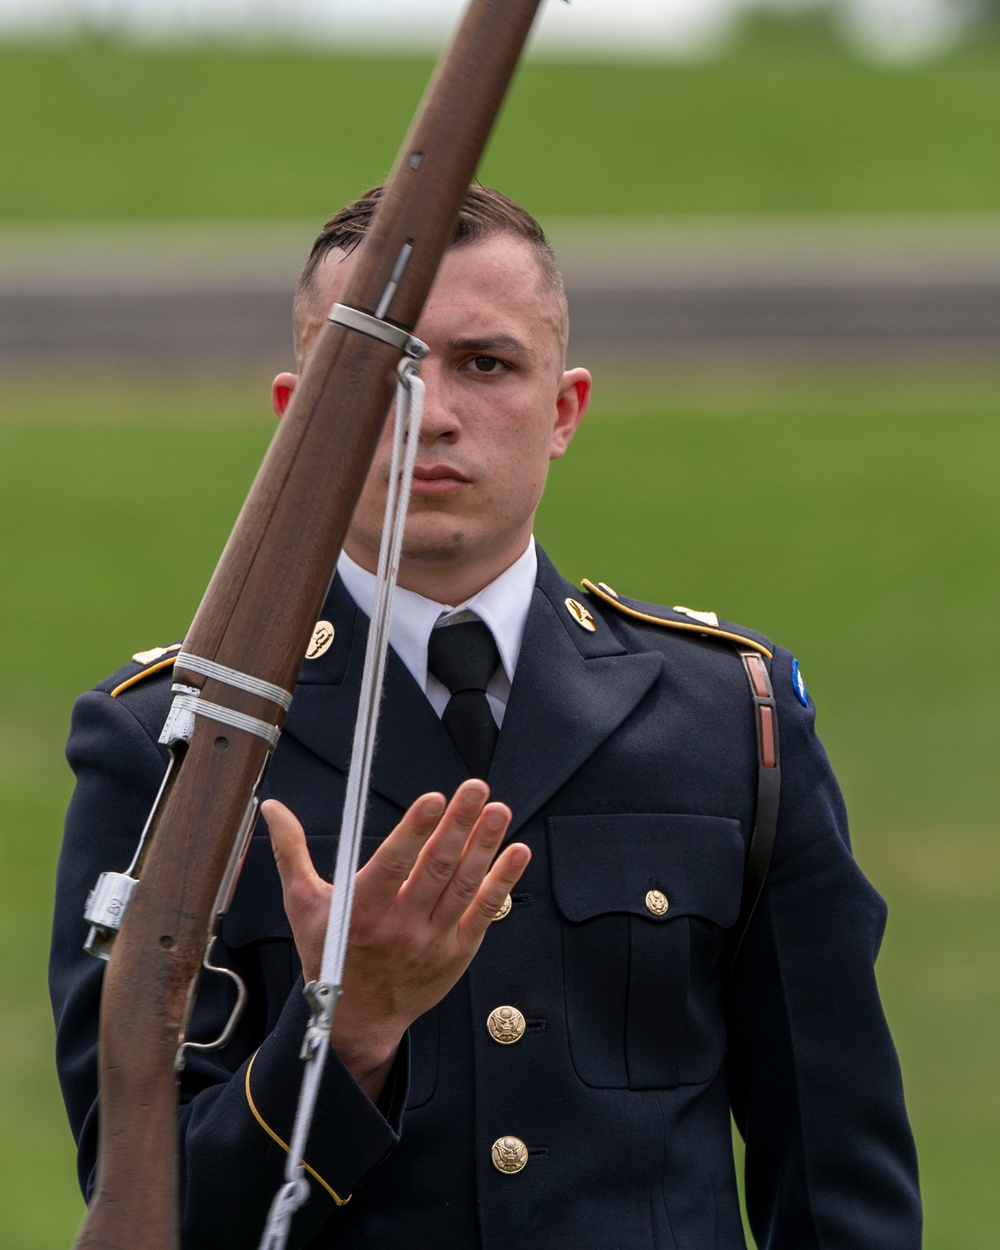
175, 944, 248, 1073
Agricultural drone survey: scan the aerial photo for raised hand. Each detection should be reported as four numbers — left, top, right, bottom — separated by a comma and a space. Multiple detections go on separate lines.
262, 780, 530, 1100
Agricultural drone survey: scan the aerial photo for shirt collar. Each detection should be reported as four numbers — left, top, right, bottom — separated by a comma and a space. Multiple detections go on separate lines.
336, 539, 537, 694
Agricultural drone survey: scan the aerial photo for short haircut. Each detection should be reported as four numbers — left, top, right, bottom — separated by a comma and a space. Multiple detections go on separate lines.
293, 184, 567, 363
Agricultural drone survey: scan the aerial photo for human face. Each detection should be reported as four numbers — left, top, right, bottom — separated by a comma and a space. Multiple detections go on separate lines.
279, 235, 591, 603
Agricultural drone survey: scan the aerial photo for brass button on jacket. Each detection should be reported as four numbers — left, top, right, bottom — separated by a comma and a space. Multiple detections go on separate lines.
487, 1005, 526, 1044
492, 893, 512, 921
491, 1136, 528, 1174
645, 889, 669, 916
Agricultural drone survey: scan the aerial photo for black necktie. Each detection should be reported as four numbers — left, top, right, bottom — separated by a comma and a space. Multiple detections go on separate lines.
427, 620, 501, 778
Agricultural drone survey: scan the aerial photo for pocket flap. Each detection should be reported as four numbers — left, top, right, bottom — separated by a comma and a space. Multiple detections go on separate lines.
547, 813, 744, 928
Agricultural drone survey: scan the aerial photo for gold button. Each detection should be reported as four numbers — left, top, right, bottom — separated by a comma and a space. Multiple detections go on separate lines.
487, 1005, 526, 1045
493, 893, 512, 921
491, 1136, 528, 1174
645, 889, 669, 916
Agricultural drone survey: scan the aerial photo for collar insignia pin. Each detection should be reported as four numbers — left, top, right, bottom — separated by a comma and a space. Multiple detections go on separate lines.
131, 643, 181, 665
565, 597, 596, 632
306, 621, 335, 660
132, 646, 167, 665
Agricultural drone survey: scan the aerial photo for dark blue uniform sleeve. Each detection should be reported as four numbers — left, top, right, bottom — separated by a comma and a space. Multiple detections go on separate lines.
49, 685, 406, 1248
727, 646, 921, 1249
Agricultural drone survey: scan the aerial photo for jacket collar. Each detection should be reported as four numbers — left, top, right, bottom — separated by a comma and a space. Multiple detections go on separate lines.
281, 548, 662, 837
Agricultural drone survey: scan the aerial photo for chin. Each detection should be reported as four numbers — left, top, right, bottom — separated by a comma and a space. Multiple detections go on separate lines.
401, 527, 471, 565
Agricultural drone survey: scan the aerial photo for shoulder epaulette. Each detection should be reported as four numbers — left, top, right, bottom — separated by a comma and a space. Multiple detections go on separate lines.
581, 579, 773, 660
110, 643, 182, 698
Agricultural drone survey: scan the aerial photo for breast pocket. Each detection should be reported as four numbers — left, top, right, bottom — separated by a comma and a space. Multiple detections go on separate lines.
547, 813, 744, 1090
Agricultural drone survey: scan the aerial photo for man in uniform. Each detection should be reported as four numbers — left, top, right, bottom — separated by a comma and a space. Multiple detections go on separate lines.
51, 186, 921, 1248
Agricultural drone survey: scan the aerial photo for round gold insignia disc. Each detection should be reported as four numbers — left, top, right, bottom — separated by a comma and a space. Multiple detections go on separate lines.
487, 1005, 526, 1045
491, 1136, 528, 1174
564, 597, 596, 632
306, 621, 335, 660
492, 893, 512, 922
645, 889, 669, 916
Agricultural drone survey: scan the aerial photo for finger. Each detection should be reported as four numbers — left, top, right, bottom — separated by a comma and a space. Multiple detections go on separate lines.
261, 799, 317, 886
430, 801, 512, 930
261, 799, 327, 982
357, 790, 448, 906
399, 779, 492, 914
455, 842, 531, 952
261, 798, 328, 924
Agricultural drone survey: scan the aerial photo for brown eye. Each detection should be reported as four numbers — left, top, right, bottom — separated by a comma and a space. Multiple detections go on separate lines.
460, 353, 511, 378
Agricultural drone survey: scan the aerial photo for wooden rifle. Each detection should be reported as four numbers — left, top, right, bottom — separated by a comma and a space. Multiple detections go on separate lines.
72, 3, 545, 1246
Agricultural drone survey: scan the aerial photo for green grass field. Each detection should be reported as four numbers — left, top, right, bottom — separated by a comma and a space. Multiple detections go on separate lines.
2, 21, 1000, 220
1, 362, 997, 1247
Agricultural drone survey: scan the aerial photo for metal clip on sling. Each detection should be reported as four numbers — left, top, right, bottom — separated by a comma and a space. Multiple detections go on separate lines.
83, 871, 139, 959
300, 980, 342, 1060
82, 752, 178, 959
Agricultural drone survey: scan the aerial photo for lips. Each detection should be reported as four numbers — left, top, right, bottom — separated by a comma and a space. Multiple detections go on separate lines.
408, 463, 471, 498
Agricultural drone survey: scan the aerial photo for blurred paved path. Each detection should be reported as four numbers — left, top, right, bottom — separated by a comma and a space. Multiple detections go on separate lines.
3, 215, 1000, 368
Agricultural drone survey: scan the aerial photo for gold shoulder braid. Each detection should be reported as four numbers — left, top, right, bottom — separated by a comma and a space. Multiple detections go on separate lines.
110, 644, 182, 698
581, 580, 772, 659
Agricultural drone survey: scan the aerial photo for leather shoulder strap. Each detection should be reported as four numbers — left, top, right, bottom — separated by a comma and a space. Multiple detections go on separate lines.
729, 648, 781, 974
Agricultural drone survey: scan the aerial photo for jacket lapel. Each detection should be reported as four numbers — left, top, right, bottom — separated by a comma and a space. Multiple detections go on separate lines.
282, 577, 467, 811
488, 550, 662, 837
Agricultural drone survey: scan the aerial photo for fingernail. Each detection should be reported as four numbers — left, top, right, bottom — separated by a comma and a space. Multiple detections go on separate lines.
461, 781, 488, 806
420, 796, 445, 820
484, 809, 506, 832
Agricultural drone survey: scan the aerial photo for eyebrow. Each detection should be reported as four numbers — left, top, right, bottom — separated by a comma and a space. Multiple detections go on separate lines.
446, 333, 532, 360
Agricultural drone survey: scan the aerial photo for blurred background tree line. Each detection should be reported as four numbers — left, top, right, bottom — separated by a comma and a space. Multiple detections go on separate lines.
0, 2, 997, 1248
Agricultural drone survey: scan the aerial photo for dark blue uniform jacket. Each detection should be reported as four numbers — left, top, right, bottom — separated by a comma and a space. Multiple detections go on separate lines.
50, 549, 921, 1249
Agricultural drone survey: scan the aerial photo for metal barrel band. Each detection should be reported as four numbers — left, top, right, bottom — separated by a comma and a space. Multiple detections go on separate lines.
176, 652, 293, 710
168, 693, 281, 748
328, 302, 429, 360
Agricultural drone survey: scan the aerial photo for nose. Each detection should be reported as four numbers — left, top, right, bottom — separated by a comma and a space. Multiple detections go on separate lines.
413, 359, 460, 443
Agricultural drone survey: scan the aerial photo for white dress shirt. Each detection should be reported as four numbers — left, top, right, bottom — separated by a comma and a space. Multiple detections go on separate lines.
336, 540, 537, 727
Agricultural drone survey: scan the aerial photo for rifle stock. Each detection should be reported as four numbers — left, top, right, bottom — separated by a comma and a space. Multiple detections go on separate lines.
73, 3, 544, 1247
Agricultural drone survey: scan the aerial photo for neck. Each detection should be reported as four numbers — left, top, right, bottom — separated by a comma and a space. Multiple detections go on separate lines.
343, 541, 530, 606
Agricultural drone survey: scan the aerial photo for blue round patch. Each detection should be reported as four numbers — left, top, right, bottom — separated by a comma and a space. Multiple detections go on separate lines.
791, 658, 809, 707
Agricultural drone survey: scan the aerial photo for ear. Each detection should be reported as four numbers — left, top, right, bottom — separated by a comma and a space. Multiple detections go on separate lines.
271, 371, 298, 419
549, 367, 592, 461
